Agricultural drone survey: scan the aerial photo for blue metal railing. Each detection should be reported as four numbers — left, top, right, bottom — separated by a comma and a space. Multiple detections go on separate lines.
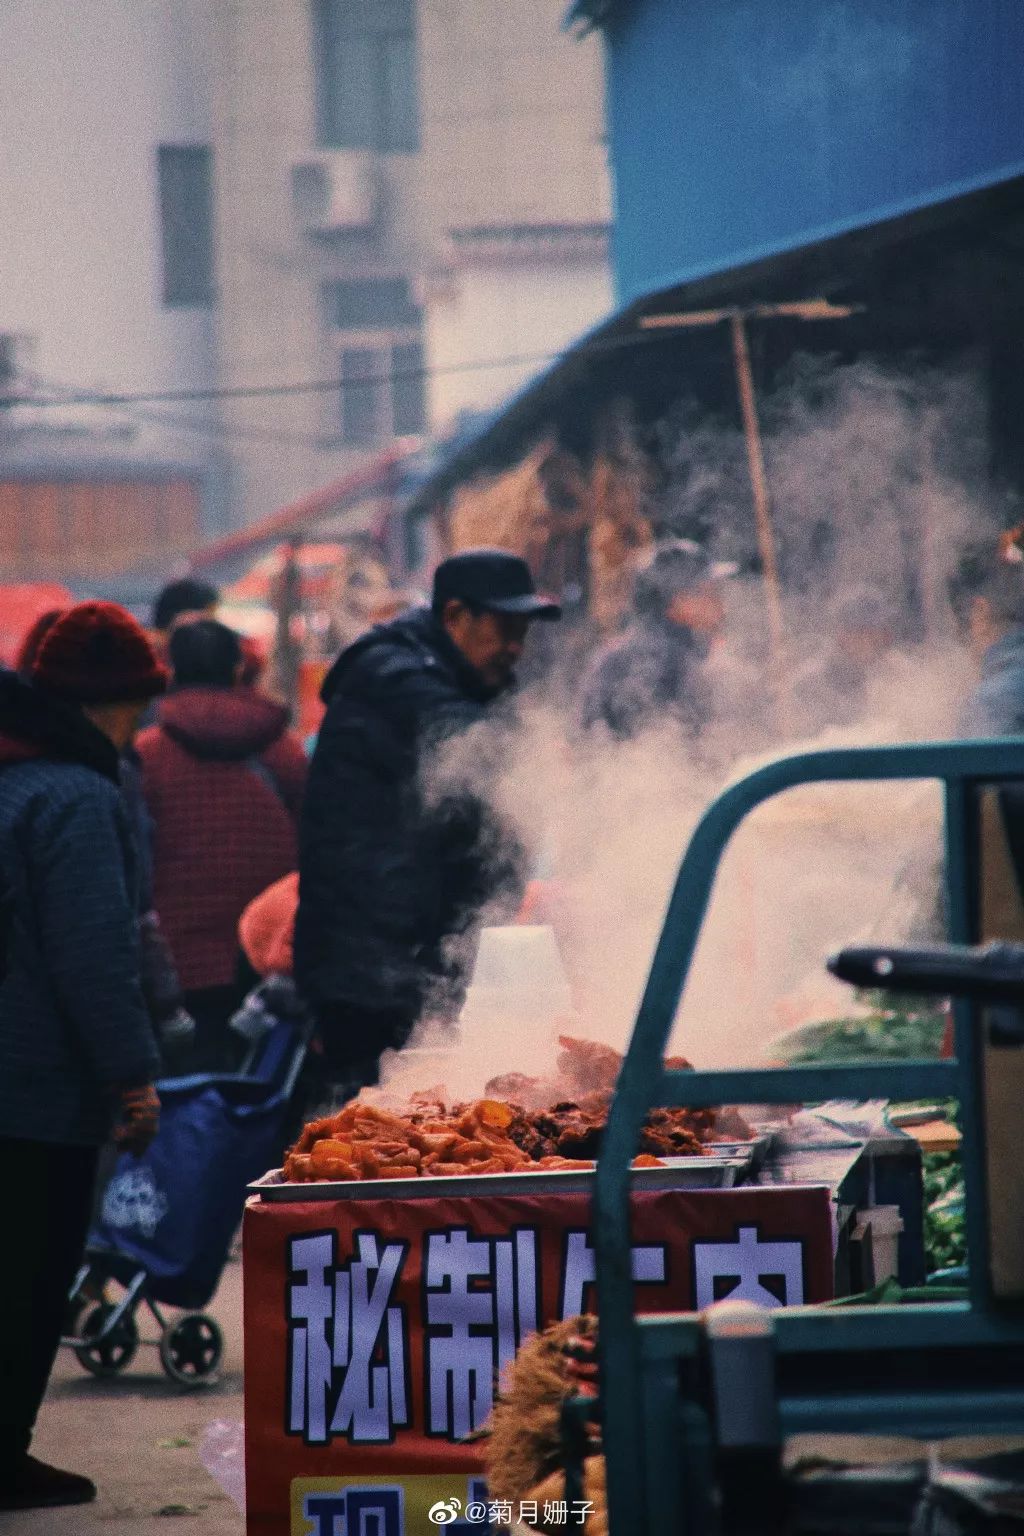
594, 740, 1024, 1536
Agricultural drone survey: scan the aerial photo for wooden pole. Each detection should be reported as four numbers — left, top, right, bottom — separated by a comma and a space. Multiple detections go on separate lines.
730, 310, 793, 733
274, 540, 303, 714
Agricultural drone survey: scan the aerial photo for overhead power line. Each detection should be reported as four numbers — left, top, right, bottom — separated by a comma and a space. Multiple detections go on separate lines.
1, 302, 851, 416
0, 325, 685, 413
19, 369, 337, 451
1, 347, 564, 410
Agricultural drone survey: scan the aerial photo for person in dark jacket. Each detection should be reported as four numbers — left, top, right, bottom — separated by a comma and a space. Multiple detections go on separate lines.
150, 576, 219, 642
0, 602, 165, 1511
136, 618, 307, 1070
580, 539, 732, 741
15, 608, 193, 1065
295, 549, 561, 1091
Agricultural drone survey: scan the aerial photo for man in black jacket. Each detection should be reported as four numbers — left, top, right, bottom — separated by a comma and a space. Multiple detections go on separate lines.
295, 549, 560, 1090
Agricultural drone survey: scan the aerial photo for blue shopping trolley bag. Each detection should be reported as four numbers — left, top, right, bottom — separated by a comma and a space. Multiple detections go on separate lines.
91, 1024, 302, 1309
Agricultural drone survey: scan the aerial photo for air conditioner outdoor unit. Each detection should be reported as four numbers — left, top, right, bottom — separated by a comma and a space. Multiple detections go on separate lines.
291, 153, 378, 233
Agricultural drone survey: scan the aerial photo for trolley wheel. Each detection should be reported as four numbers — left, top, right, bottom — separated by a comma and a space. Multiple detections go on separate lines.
159, 1312, 224, 1387
74, 1302, 139, 1378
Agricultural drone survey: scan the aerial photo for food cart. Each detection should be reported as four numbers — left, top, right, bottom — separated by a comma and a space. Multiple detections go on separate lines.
243, 1161, 835, 1535
241, 738, 1022, 1536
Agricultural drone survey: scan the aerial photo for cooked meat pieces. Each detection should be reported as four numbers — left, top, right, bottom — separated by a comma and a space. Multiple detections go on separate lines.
645, 1106, 716, 1149
283, 1097, 536, 1183
283, 1036, 749, 1183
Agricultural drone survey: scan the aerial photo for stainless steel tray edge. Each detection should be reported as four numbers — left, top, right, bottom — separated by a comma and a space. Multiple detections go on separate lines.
248, 1153, 750, 1203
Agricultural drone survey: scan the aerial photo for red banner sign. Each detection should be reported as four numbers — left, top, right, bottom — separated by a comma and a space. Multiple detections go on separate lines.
243, 1185, 833, 1535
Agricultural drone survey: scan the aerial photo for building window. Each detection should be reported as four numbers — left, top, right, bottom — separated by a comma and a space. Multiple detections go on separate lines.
339, 347, 384, 446
313, 0, 419, 154
157, 146, 214, 307
391, 340, 425, 436
331, 277, 422, 330
330, 278, 426, 445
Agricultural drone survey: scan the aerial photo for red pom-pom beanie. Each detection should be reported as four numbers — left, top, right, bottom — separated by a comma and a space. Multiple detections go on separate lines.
32, 601, 169, 704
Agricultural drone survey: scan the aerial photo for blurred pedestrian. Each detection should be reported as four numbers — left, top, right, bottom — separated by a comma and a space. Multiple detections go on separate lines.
0, 602, 164, 1510
791, 586, 900, 732
16, 609, 193, 1066
580, 539, 732, 740
295, 549, 560, 1095
143, 577, 221, 732
150, 576, 219, 645
136, 619, 307, 1071
230, 873, 312, 1101
238, 632, 269, 688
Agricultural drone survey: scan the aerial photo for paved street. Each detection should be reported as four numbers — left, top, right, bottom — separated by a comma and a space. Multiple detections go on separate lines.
6, 1260, 245, 1534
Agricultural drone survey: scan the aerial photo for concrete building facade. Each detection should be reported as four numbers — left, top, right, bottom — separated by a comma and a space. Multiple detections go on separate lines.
418, 0, 612, 424
0, 0, 216, 420
0, 0, 612, 565
0, 0, 225, 588
208, 0, 613, 528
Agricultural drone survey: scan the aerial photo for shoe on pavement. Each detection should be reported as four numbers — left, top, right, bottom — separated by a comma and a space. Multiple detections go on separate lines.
0, 1455, 97, 1510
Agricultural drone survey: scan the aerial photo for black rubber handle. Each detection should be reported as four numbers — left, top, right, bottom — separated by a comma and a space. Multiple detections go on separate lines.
827, 941, 1024, 1002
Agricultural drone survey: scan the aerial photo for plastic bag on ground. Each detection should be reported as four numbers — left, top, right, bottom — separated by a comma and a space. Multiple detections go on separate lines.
199, 1419, 245, 1513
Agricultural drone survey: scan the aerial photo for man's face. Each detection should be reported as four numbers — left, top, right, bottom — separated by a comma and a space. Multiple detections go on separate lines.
665, 581, 725, 636
442, 601, 530, 689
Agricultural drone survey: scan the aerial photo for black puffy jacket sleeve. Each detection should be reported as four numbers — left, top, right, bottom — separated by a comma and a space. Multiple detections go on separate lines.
295, 644, 519, 1015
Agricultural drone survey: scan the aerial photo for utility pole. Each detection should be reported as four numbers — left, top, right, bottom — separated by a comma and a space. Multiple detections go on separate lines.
639, 299, 860, 735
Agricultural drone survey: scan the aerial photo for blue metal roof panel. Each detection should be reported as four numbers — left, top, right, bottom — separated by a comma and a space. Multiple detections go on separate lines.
616, 157, 1024, 315
603, 0, 1024, 306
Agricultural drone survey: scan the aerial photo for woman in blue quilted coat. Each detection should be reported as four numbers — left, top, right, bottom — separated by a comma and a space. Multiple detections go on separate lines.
0, 603, 165, 1512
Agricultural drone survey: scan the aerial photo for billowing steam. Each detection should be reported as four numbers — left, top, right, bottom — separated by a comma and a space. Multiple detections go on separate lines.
384, 358, 993, 1094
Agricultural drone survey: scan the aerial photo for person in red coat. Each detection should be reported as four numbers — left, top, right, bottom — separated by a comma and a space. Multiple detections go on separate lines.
136, 618, 307, 1071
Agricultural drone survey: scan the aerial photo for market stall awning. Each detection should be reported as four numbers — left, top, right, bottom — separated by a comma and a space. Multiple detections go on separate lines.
401, 170, 1024, 523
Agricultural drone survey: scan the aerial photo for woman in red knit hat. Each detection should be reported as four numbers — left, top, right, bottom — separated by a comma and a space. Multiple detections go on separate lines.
14, 605, 191, 1061
0, 602, 166, 1511
13, 607, 67, 676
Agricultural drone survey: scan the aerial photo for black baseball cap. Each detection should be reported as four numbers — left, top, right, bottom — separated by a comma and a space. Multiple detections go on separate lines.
432, 549, 561, 620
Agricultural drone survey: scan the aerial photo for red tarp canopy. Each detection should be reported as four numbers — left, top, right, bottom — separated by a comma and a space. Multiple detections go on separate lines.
0, 583, 74, 666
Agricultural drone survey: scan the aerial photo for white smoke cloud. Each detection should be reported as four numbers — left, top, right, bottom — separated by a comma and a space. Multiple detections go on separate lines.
393, 359, 994, 1096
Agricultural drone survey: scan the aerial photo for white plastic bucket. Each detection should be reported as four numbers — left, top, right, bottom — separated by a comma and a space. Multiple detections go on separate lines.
458, 925, 573, 1078
855, 1205, 904, 1284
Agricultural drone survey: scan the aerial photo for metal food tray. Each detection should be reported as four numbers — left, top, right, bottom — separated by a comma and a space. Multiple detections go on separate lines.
248, 1150, 752, 1203
707, 1132, 775, 1173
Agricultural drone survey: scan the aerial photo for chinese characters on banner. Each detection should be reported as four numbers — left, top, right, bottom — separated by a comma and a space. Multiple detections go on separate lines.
244, 1186, 833, 1535
289, 1231, 410, 1446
